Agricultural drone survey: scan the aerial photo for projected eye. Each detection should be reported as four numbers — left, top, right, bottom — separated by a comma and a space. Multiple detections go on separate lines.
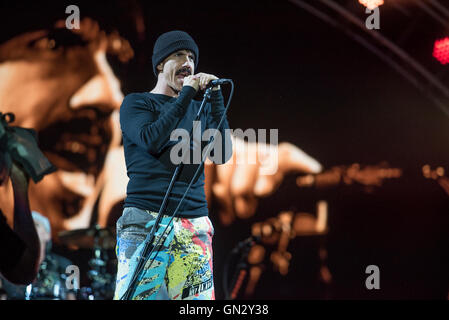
31, 37, 58, 51
29, 29, 87, 51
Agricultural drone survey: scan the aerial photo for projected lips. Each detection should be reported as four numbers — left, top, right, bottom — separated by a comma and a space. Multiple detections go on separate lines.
38, 106, 113, 177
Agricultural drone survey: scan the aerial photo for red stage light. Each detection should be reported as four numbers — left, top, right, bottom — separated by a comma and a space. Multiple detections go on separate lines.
358, 0, 384, 10
433, 38, 449, 65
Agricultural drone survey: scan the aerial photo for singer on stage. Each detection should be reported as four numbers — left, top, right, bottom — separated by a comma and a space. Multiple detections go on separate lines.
114, 30, 232, 300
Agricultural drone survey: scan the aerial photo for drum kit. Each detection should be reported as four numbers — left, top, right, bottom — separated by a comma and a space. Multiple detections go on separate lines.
24, 225, 117, 300
24, 253, 70, 300
58, 225, 116, 300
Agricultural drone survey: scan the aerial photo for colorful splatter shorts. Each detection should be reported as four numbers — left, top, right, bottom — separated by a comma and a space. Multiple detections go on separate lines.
113, 207, 215, 300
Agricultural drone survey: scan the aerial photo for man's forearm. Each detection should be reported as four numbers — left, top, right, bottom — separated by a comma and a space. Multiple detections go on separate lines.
121, 86, 197, 154
11, 178, 36, 239
9, 165, 40, 283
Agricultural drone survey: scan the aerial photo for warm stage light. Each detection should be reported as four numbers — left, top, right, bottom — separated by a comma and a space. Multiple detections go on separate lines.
433, 37, 449, 65
358, 0, 384, 10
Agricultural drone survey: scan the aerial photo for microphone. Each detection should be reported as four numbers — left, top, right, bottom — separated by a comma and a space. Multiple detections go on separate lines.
206, 78, 231, 88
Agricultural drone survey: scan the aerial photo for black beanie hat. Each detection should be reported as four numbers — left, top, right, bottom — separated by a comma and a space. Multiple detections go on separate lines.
152, 30, 199, 76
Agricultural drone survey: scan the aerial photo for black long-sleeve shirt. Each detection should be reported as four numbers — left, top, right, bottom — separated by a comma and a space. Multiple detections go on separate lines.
120, 86, 232, 217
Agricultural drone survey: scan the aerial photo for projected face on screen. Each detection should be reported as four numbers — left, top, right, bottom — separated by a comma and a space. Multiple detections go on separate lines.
0, 18, 132, 234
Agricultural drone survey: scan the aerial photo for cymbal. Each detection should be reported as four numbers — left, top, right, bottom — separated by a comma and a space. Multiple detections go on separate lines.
58, 225, 116, 250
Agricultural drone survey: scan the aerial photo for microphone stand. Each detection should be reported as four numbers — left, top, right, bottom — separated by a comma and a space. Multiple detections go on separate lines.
121, 81, 233, 300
